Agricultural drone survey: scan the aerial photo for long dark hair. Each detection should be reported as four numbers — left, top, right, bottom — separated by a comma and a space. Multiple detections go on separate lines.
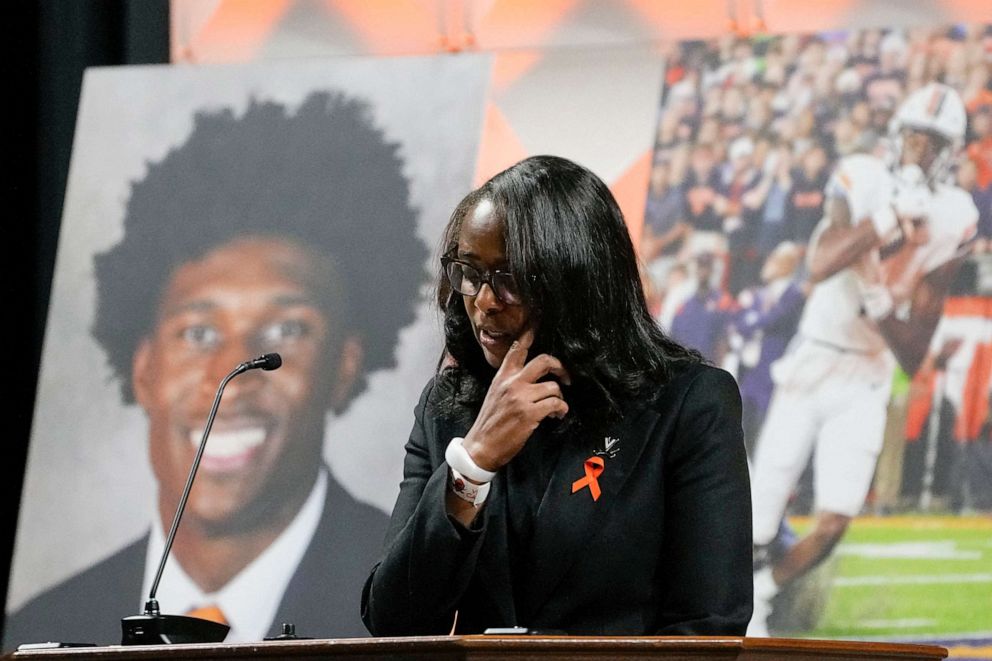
435, 155, 700, 428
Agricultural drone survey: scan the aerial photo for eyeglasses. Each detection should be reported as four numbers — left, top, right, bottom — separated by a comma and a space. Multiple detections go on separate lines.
441, 256, 524, 305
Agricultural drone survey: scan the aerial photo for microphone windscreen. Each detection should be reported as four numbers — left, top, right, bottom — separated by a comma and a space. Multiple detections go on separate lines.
261, 353, 282, 370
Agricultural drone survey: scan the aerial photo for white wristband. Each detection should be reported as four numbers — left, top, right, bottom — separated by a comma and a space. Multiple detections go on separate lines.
870, 205, 898, 238
445, 437, 496, 483
449, 467, 491, 506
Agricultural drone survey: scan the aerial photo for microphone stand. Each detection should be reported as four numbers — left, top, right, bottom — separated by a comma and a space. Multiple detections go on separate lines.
121, 355, 279, 645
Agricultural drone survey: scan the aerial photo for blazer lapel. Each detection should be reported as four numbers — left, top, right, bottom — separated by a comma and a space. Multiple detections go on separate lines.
521, 404, 659, 620
474, 471, 518, 626
439, 409, 518, 627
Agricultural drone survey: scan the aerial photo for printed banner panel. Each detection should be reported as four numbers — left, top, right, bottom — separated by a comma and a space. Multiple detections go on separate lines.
4, 54, 488, 647
643, 23, 992, 642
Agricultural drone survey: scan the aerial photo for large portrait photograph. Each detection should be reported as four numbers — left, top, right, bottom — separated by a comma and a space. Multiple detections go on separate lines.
642, 23, 992, 642
5, 54, 488, 648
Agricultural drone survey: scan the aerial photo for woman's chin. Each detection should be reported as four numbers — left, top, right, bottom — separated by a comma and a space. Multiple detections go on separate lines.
481, 345, 506, 369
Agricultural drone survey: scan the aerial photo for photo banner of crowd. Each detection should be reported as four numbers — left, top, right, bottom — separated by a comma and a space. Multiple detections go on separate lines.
642, 24, 991, 640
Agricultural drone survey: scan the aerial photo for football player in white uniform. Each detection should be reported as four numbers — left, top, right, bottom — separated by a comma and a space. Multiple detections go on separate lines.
747, 82, 978, 636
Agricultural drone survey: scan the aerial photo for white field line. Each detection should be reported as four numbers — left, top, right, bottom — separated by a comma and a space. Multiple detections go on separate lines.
838, 541, 982, 560
859, 619, 937, 629
833, 573, 992, 587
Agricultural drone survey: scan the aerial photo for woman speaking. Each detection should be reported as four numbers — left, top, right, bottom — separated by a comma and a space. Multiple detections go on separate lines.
362, 155, 752, 636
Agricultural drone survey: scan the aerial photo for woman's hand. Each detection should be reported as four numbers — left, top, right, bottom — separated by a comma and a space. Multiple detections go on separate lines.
461, 327, 570, 472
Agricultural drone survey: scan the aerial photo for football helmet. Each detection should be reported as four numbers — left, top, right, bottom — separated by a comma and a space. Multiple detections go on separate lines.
888, 82, 966, 185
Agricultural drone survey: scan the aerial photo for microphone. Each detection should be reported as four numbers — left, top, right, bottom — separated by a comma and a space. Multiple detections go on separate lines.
121, 354, 282, 645
239, 352, 282, 372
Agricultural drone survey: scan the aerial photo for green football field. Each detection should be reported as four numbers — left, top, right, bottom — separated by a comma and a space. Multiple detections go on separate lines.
778, 515, 992, 658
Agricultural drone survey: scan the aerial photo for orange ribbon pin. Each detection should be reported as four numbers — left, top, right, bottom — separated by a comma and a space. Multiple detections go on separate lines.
571, 456, 605, 501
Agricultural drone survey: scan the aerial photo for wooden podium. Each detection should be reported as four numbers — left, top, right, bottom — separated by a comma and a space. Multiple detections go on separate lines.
4, 636, 947, 660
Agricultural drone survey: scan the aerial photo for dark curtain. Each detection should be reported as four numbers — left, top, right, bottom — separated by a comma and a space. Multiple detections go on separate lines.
5, 0, 169, 636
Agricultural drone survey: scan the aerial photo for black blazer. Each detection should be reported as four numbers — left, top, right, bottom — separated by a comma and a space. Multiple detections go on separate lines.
3, 470, 387, 650
362, 362, 752, 636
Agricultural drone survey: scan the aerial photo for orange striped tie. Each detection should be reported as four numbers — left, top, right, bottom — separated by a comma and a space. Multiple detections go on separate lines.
186, 605, 228, 625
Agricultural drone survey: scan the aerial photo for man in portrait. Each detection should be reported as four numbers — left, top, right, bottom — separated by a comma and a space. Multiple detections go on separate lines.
4, 91, 426, 647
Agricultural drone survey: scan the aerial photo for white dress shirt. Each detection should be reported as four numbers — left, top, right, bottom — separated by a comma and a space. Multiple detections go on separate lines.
141, 471, 327, 643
